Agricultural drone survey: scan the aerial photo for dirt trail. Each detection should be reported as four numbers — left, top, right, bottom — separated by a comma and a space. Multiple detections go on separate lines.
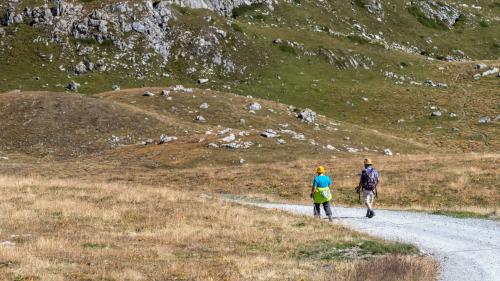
252, 203, 500, 281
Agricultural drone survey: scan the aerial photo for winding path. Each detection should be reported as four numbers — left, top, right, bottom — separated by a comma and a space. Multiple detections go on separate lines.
252, 203, 500, 281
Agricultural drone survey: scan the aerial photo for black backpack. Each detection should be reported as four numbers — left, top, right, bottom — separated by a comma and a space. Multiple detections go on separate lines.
362, 168, 379, 191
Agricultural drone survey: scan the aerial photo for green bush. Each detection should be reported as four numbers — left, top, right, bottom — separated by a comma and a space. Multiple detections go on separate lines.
232, 3, 264, 18
279, 44, 297, 55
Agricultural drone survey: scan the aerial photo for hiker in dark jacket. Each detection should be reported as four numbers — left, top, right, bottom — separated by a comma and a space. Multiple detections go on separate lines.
356, 158, 380, 218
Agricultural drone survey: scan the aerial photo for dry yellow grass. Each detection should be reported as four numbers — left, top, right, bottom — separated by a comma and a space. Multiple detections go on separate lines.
0, 176, 437, 281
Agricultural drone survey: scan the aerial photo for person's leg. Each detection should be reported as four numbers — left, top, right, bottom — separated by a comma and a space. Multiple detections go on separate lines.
314, 203, 321, 217
323, 202, 333, 222
364, 191, 374, 217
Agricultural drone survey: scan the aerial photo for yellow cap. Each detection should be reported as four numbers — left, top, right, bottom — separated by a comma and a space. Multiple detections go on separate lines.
364, 158, 373, 165
316, 166, 325, 174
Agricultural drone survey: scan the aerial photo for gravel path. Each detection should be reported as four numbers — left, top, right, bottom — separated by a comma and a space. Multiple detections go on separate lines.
252, 202, 500, 281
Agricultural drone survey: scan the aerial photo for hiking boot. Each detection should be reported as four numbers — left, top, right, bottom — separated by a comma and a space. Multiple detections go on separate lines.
366, 209, 370, 217
368, 210, 375, 218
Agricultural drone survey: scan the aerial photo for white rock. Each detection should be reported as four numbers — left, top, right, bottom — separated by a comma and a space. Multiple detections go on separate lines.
325, 144, 335, 150
248, 102, 262, 111
195, 115, 206, 122
221, 134, 236, 143
143, 91, 155, 97
161, 90, 170, 96
482, 67, 499, 77
277, 139, 286, 145
261, 129, 279, 138
200, 102, 209, 109
159, 135, 177, 144
198, 78, 209, 84
384, 148, 393, 156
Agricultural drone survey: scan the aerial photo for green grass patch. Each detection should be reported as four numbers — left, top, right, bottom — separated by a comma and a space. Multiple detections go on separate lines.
430, 210, 491, 219
82, 242, 112, 249
278, 44, 297, 55
295, 239, 418, 260
347, 34, 370, 45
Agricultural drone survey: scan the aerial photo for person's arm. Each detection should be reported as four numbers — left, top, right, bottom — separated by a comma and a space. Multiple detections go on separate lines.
356, 173, 363, 193
311, 178, 317, 196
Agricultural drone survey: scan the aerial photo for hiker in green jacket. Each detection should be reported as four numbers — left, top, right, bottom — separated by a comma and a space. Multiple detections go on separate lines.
311, 166, 333, 222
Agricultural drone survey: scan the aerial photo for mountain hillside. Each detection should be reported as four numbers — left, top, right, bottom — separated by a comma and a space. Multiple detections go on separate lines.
0, 0, 499, 153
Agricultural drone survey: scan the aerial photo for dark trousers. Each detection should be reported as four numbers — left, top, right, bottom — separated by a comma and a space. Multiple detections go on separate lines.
314, 202, 332, 217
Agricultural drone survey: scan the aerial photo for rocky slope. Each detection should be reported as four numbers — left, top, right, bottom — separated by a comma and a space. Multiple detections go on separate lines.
0, 0, 498, 152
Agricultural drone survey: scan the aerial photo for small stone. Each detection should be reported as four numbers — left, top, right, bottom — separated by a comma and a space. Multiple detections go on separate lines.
473, 74, 482, 80
143, 91, 155, 97
298, 108, 317, 123
384, 148, 393, 156
74, 62, 87, 74
261, 129, 279, 138
452, 127, 460, 132
478, 116, 491, 124
239, 158, 245, 164
431, 111, 442, 117
200, 102, 209, 109
482, 67, 499, 77
198, 78, 209, 84
142, 139, 154, 145
161, 90, 170, 96
239, 118, 246, 125
325, 144, 335, 150
449, 113, 457, 118
221, 134, 236, 143
277, 139, 286, 145
476, 63, 488, 70
67, 81, 80, 91
195, 115, 206, 122
208, 143, 219, 148
0, 156, 8, 160
248, 102, 262, 111
159, 135, 177, 144
112, 85, 120, 91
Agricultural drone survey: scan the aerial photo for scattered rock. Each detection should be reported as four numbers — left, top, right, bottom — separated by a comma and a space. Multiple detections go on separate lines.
0, 156, 8, 160
143, 91, 155, 97
298, 108, 316, 123
221, 134, 236, 143
200, 102, 209, 109
248, 102, 262, 111
482, 67, 499, 77
195, 115, 206, 122
159, 135, 177, 144
449, 113, 457, 118
112, 85, 120, 91
161, 90, 170, 96
431, 111, 442, 117
208, 143, 219, 148
142, 139, 154, 145
261, 129, 279, 138
473, 73, 482, 80
66, 81, 80, 91
198, 78, 209, 84
384, 148, 393, 156
74, 62, 87, 74
239, 158, 245, 164
277, 139, 286, 145
478, 116, 491, 124
239, 118, 246, 125
325, 144, 335, 150
476, 63, 488, 70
